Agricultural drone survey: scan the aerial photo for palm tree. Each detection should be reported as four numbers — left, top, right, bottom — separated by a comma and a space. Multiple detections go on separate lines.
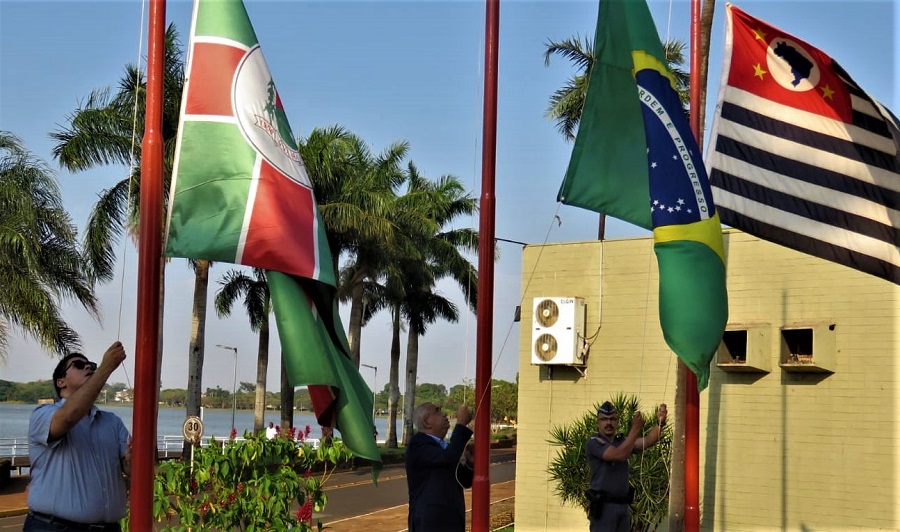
544, 36, 690, 142
0, 132, 98, 360
300, 126, 409, 368
351, 162, 479, 447
50, 25, 216, 435
394, 165, 479, 445
343, 268, 401, 446
214, 267, 271, 434
51, 24, 184, 282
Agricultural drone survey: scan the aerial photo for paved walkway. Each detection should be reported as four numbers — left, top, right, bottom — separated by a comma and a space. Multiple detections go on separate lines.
0, 475, 515, 530
0, 474, 28, 518
325, 479, 516, 531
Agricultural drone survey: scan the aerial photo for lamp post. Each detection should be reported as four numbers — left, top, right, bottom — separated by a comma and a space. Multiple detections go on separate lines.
216, 344, 238, 432
360, 364, 377, 420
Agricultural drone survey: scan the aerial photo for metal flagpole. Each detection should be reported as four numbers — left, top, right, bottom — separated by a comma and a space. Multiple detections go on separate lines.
472, 0, 499, 530
129, 0, 166, 526
685, 0, 702, 529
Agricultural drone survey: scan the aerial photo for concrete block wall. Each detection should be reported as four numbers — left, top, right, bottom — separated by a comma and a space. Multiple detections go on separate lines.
514, 231, 899, 531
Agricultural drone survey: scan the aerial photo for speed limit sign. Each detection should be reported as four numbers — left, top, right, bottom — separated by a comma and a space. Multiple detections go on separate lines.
183, 416, 204, 443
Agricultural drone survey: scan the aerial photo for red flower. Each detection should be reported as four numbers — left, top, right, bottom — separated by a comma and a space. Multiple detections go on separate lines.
200, 502, 210, 516
296, 500, 313, 524
275, 425, 281, 433
237, 482, 245, 493
304, 425, 312, 437
230, 427, 238, 440
304, 468, 312, 478
290, 426, 297, 439
228, 492, 236, 504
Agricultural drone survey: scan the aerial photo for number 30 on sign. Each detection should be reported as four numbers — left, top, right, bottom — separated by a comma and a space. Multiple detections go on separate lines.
183, 416, 204, 443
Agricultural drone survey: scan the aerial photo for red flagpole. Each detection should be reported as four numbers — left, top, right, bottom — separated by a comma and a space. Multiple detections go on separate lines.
129, 0, 166, 526
472, 0, 499, 530
685, 0, 702, 530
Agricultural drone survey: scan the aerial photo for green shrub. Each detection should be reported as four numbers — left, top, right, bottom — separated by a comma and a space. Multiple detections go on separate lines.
140, 429, 352, 531
547, 393, 671, 532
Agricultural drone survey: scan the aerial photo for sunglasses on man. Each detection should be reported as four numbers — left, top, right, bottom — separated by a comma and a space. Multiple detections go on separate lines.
66, 359, 98, 372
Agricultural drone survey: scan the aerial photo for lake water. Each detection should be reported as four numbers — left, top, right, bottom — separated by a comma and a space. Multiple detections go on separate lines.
0, 403, 394, 442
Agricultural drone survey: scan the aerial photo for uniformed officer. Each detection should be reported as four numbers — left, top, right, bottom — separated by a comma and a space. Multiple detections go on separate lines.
585, 400, 667, 532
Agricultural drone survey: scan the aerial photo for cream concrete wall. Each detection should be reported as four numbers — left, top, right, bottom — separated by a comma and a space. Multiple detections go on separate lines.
514, 231, 899, 531
515, 238, 679, 531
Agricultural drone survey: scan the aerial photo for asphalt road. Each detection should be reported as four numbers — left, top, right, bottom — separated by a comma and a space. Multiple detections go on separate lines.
0, 450, 516, 530
320, 456, 516, 523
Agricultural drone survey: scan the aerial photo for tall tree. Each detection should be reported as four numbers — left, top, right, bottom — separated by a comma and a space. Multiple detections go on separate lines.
354, 281, 404, 448
214, 267, 271, 433
49, 25, 217, 439
300, 126, 409, 368
351, 163, 479, 447
0, 132, 98, 360
396, 165, 479, 445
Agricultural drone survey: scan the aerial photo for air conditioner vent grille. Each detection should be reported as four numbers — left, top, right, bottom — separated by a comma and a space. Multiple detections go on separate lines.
533, 333, 558, 362
534, 299, 560, 328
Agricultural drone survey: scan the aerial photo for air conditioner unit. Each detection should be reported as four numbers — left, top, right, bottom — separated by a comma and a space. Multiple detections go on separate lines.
531, 297, 586, 365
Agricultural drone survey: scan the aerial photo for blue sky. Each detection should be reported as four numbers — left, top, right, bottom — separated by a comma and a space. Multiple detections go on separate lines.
0, 0, 896, 394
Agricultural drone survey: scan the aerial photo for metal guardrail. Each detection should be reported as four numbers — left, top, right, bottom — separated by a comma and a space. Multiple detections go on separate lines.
2, 435, 322, 462
0, 438, 30, 470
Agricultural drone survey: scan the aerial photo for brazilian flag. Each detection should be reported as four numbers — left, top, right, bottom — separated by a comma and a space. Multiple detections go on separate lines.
557, 0, 727, 390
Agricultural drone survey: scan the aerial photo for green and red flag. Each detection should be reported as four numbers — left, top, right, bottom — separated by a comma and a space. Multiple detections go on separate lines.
557, 0, 728, 390
165, 0, 379, 469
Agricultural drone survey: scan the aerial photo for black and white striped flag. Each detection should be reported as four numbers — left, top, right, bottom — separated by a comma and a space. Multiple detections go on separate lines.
707, 5, 899, 284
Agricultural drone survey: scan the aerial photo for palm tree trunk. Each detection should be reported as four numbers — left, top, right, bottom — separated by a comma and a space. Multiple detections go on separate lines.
697, 0, 716, 148
401, 323, 420, 446
668, 361, 688, 531
183, 260, 209, 457
252, 316, 269, 434
347, 273, 366, 368
386, 306, 402, 448
280, 358, 293, 430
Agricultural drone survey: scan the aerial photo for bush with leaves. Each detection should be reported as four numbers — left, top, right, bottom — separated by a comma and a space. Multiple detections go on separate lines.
547, 393, 672, 532
142, 426, 352, 531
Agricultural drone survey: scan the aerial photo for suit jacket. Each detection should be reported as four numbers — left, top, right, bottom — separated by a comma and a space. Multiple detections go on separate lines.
405, 424, 474, 531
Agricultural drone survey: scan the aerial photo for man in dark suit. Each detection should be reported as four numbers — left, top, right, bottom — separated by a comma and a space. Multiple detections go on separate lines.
405, 402, 474, 531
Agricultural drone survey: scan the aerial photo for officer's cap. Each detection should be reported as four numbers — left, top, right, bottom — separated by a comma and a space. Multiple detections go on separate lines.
597, 401, 617, 416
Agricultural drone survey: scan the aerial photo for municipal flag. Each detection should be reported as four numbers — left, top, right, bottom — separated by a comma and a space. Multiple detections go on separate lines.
165, 0, 380, 468
557, 0, 728, 390
707, 5, 899, 284
165, 1, 331, 284
268, 272, 378, 470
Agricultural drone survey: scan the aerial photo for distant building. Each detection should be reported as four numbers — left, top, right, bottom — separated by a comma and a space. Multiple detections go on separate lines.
514, 230, 898, 531
115, 390, 133, 403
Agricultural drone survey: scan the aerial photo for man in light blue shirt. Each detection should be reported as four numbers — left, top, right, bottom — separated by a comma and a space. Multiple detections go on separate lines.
25, 342, 131, 531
